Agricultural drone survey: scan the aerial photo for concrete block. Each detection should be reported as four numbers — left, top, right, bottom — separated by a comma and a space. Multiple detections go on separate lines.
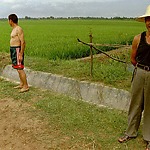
1, 65, 131, 111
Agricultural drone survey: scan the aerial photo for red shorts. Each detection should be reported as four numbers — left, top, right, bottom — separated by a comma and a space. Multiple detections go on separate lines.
10, 46, 24, 69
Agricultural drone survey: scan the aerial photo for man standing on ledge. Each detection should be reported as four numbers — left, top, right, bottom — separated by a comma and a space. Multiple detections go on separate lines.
8, 14, 29, 93
118, 5, 150, 150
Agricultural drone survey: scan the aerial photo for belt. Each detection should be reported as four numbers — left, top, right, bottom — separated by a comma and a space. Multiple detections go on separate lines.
137, 64, 150, 71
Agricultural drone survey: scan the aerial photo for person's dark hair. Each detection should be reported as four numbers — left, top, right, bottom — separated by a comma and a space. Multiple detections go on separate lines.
8, 14, 18, 23
145, 16, 150, 22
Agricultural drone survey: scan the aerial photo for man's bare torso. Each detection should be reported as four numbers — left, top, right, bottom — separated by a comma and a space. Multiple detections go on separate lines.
10, 26, 23, 47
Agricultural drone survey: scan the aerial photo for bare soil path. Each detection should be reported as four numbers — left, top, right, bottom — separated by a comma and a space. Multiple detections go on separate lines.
0, 97, 52, 150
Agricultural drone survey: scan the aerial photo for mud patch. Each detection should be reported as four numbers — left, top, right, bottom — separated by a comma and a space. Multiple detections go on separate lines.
0, 98, 51, 150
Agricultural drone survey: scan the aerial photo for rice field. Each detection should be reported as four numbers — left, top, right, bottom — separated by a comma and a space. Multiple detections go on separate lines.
0, 19, 145, 60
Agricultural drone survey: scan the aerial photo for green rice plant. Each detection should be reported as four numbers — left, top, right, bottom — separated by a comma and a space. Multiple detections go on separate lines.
0, 19, 145, 60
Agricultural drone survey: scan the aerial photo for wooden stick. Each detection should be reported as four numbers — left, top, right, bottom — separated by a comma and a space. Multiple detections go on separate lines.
87, 43, 130, 48
89, 33, 93, 77
77, 38, 127, 64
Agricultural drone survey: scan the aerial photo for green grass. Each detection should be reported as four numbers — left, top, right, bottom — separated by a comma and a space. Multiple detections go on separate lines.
24, 50, 132, 91
0, 19, 146, 59
0, 50, 132, 91
0, 77, 146, 149
0, 19, 144, 90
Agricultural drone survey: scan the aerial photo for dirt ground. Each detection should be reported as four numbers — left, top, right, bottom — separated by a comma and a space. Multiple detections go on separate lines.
0, 93, 100, 150
0, 97, 54, 150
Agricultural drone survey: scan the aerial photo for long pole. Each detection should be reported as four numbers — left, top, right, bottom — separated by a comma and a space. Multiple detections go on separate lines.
77, 38, 126, 64
89, 32, 93, 77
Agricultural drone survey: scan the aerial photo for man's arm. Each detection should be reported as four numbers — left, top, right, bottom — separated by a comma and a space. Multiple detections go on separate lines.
17, 27, 26, 61
131, 34, 140, 66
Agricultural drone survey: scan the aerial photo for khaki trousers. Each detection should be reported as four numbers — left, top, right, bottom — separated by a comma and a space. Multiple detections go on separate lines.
126, 67, 150, 141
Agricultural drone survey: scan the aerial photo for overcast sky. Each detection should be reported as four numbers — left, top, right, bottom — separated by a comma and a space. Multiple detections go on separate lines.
0, 0, 150, 18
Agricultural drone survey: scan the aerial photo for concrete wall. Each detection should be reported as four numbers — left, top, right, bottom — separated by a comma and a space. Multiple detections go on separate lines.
1, 65, 131, 111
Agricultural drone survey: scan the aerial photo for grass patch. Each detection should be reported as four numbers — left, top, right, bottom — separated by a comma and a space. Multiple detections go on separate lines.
0, 51, 132, 91
24, 48, 132, 91
0, 78, 145, 149
0, 19, 140, 90
0, 19, 145, 60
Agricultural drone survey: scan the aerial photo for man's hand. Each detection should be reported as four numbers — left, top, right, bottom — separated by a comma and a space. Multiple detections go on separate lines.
18, 53, 23, 62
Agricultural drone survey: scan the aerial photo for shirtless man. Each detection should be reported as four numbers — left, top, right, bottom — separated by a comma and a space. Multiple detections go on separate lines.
8, 14, 29, 92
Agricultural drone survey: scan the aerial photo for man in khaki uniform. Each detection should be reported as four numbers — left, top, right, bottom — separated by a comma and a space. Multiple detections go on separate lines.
118, 5, 150, 150
8, 14, 29, 92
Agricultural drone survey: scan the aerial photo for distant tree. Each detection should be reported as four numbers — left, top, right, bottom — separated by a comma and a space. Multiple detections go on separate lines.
25, 16, 31, 19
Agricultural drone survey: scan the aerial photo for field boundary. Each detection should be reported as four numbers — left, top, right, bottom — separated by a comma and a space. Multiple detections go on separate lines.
77, 33, 130, 76
1, 65, 131, 111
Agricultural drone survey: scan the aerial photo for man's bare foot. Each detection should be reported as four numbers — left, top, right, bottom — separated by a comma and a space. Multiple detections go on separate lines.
14, 85, 23, 89
19, 87, 29, 93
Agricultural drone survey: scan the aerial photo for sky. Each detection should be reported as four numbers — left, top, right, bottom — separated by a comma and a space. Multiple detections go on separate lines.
0, 0, 150, 18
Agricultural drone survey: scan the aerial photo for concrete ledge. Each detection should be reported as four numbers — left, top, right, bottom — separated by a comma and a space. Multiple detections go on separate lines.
1, 65, 131, 111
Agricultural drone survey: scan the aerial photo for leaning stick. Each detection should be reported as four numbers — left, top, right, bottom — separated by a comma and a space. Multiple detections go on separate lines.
77, 38, 127, 64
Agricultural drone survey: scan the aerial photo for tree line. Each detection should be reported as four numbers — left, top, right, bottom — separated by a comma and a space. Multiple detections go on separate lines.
0, 16, 135, 20
24, 16, 135, 20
